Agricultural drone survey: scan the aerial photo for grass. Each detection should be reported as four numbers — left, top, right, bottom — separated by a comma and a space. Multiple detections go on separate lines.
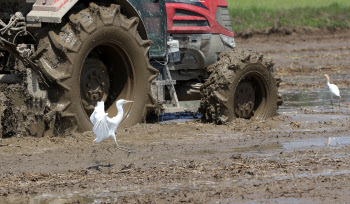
227, 1, 350, 33
227, 0, 350, 9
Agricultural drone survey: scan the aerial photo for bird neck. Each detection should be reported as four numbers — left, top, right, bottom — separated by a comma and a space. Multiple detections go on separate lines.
117, 104, 124, 119
326, 76, 330, 85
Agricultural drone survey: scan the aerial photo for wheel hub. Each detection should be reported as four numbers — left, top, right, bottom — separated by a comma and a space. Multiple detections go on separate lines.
81, 60, 110, 110
234, 81, 255, 119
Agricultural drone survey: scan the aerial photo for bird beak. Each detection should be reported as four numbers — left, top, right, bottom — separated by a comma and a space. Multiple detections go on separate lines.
125, 100, 134, 103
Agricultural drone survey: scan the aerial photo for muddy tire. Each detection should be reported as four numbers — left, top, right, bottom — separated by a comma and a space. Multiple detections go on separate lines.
36, 3, 158, 132
199, 49, 280, 124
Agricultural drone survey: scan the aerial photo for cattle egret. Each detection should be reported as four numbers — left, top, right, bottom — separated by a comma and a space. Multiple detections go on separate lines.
324, 74, 341, 107
90, 99, 134, 153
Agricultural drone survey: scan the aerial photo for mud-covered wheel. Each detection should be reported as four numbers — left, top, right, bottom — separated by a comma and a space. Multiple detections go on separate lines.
199, 49, 279, 124
36, 3, 158, 132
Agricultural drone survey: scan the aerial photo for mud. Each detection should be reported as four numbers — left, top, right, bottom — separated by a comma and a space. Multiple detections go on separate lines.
1, 31, 350, 203
236, 31, 350, 89
0, 68, 54, 138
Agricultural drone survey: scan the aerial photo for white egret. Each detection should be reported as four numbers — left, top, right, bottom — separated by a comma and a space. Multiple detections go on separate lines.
90, 99, 135, 153
324, 74, 341, 107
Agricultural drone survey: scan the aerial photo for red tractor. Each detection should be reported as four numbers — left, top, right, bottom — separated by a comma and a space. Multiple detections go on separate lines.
0, 0, 281, 137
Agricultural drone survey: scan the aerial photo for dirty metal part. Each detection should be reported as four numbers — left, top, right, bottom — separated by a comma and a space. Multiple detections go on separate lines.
26, 21, 42, 28
220, 34, 236, 48
162, 106, 185, 113
176, 82, 203, 101
167, 37, 180, 62
0, 74, 20, 84
169, 34, 232, 71
235, 101, 255, 119
0, 37, 51, 87
33, 0, 72, 12
80, 60, 110, 112
170, 69, 207, 81
17, 44, 35, 59
234, 81, 256, 119
153, 80, 176, 86
27, 0, 79, 24
163, 65, 180, 108
0, 12, 26, 35
26, 69, 47, 100
152, 63, 184, 113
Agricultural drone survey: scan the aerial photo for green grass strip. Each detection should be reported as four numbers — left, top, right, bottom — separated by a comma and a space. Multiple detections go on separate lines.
227, 0, 350, 10
228, 2, 350, 32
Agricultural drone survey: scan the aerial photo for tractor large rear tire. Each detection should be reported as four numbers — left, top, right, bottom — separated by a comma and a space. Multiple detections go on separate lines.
200, 49, 280, 124
36, 3, 158, 132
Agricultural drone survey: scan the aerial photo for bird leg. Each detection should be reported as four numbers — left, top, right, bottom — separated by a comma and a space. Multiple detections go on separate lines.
330, 95, 333, 107
339, 96, 341, 108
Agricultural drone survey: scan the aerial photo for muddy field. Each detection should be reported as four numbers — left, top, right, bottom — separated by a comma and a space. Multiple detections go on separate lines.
1, 31, 350, 203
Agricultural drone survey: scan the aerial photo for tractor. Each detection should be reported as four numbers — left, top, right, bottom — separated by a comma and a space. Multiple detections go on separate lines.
0, 0, 281, 137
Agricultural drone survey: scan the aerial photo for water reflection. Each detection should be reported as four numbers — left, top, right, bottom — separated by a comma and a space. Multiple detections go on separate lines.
283, 136, 350, 151
280, 87, 348, 108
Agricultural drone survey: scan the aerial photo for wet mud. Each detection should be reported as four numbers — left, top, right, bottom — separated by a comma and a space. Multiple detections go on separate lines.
1, 31, 350, 203
0, 83, 48, 138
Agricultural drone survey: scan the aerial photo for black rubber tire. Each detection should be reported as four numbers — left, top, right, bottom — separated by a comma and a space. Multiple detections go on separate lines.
199, 49, 280, 124
36, 3, 158, 132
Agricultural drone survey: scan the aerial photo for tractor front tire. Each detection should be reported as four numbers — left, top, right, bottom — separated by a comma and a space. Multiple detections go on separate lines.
36, 3, 158, 132
200, 49, 280, 124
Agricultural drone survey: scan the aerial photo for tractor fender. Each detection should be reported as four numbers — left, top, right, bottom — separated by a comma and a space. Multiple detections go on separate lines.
26, 0, 148, 40
115, 0, 148, 40
27, 0, 79, 24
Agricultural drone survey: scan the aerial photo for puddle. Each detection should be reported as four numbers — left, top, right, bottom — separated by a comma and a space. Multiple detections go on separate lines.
147, 86, 350, 124
191, 136, 350, 157
279, 87, 350, 113
158, 112, 201, 124
283, 136, 350, 152
285, 113, 348, 123
151, 87, 350, 124
147, 101, 201, 124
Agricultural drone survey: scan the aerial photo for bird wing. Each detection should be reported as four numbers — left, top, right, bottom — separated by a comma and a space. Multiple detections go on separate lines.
90, 101, 106, 125
90, 101, 115, 143
92, 114, 110, 143
92, 114, 116, 143
329, 84, 340, 97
